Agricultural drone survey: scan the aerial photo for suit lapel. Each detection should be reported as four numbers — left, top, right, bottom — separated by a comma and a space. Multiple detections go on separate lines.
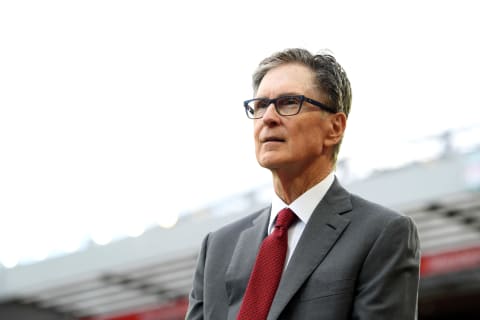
267, 179, 353, 320
225, 207, 270, 319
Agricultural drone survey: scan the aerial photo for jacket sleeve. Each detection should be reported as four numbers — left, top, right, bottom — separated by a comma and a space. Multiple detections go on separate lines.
185, 233, 209, 320
352, 215, 420, 320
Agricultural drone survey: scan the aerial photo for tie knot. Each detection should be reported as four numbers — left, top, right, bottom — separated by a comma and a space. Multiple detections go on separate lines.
275, 208, 297, 229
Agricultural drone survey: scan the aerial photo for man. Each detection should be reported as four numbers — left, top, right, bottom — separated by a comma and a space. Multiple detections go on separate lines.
186, 48, 420, 320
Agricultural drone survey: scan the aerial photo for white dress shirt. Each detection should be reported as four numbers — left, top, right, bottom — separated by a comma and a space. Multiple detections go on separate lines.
268, 171, 335, 266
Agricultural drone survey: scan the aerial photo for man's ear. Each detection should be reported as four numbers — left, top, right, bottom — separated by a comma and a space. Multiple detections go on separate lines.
324, 112, 347, 147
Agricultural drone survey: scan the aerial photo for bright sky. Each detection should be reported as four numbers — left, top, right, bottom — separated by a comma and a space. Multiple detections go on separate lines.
1, 0, 479, 268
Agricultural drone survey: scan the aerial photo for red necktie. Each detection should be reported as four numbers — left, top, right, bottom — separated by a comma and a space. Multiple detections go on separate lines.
237, 208, 297, 320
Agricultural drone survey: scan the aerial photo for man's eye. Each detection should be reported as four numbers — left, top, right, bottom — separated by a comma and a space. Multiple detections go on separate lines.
255, 100, 270, 109
279, 97, 301, 106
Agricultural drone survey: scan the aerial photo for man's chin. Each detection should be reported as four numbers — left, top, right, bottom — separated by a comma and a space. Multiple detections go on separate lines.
257, 157, 288, 170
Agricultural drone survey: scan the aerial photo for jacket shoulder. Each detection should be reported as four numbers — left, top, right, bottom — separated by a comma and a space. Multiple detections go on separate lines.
209, 207, 268, 239
348, 193, 416, 237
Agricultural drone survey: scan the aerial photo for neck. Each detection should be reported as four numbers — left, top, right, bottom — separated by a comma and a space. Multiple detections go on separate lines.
271, 161, 333, 204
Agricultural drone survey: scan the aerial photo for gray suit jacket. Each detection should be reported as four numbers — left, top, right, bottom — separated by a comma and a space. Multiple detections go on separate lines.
186, 179, 420, 319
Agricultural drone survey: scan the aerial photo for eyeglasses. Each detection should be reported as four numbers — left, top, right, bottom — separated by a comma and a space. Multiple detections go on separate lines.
243, 95, 336, 119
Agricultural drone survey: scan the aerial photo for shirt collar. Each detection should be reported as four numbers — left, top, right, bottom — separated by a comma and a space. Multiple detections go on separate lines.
269, 171, 335, 231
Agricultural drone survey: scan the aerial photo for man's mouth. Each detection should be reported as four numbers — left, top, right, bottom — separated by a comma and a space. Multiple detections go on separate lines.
263, 137, 285, 143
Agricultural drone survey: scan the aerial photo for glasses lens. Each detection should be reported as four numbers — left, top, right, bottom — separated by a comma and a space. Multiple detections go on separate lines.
246, 99, 269, 118
276, 96, 302, 115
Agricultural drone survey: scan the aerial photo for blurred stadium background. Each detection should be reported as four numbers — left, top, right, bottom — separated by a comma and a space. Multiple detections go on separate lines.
1, 125, 480, 319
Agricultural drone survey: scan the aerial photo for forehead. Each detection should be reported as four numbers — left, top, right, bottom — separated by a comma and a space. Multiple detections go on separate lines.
256, 63, 317, 98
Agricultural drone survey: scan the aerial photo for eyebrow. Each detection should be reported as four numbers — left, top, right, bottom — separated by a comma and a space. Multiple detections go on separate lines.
255, 92, 302, 99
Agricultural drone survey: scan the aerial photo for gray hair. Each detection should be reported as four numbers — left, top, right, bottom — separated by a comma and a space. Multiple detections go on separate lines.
252, 48, 352, 162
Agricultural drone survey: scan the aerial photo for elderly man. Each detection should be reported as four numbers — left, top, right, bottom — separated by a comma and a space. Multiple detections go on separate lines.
186, 48, 420, 320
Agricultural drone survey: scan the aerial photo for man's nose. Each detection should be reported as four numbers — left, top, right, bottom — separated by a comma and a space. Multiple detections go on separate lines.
262, 102, 280, 122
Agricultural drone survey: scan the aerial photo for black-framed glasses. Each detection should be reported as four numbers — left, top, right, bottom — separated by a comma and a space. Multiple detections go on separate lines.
243, 95, 336, 119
